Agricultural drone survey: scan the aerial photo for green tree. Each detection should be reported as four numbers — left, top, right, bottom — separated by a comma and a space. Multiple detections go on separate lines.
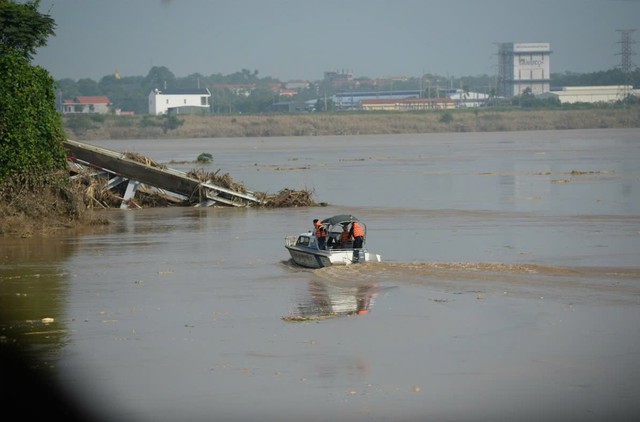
55, 78, 82, 99
98, 74, 147, 114
76, 78, 102, 96
173, 72, 206, 90
162, 115, 184, 133
145, 66, 176, 91
227, 68, 260, 84
0, 0, 55, 60
513, 87, 536, 107
0, 47, 67, 181
237, 86, 276, 113
314, 98, 335, 112
511, 87, 561, 108
0, 1, 89, 235
0, 0, 67, 181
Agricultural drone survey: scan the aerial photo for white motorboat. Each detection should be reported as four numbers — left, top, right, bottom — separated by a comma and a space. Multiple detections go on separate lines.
284, 214, 381, 268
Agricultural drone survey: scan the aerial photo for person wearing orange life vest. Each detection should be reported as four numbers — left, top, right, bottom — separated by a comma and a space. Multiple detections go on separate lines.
339, 223, 352, 249
350, 221, 365, 249
313, 219, 327, 250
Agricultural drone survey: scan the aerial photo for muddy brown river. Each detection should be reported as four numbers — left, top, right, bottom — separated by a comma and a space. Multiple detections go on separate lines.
1, 129, 639, 421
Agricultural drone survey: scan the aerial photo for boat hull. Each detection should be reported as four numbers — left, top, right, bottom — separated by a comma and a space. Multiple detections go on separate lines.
286, 245, 381, 269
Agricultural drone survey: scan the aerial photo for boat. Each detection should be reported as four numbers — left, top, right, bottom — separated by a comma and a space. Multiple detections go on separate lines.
284, 214, 382, 268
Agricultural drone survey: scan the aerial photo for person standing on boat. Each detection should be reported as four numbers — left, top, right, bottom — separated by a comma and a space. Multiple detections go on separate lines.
313, 219, 327, 250
350, 221, 365, 249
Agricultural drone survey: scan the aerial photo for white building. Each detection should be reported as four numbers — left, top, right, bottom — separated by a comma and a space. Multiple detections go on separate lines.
537, 85, 639, 104
284, 80, 311, 90
447, 89, 490, 108
62, 96, 111, 114
148, 88, 211, 115
498, 42, 552, 97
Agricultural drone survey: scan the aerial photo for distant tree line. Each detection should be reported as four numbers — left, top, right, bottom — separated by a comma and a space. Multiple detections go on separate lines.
55, 66, 640, 115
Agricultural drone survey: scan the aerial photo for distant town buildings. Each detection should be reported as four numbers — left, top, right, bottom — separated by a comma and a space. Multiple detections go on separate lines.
284, 80, 311, 90
58, 38, 639, 116
327, 88, 488, 111
211, 84, 255, 97
324, 70, 357, 89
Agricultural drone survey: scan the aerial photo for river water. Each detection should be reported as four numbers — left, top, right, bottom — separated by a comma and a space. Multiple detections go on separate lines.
1, 128, 639, 421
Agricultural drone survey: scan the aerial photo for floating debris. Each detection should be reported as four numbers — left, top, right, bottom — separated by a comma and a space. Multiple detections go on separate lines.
66, 140, 319, 209
123, 151, 166, 169
281, 314, 341, 322
256, 188, 319, 208
187, 168, 249, 194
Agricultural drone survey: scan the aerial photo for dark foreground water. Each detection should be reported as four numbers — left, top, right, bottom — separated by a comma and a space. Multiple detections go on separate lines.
2, 129, 640, 421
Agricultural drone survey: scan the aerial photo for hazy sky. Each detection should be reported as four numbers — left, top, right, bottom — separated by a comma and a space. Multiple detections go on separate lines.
32, 0, 640, 82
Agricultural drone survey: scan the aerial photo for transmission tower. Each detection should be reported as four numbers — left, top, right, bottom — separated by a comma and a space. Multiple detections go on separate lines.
616, 29, 636, 101
494, 42, 508, 99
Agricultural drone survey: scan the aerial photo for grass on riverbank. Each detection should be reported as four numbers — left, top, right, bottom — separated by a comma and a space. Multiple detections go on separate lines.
5, 106, 638, 236
63, 107, 640, 140
0, 172, 109, 237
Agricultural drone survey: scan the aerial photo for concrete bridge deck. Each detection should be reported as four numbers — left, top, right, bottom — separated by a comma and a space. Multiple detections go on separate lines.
64, 140, 262, 208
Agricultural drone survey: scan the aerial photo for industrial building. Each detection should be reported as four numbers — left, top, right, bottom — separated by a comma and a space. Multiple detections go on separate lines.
498, 43, 552, 97
331, 90, 422, 110
537, 85, 640, 104
359, 97, 454, 111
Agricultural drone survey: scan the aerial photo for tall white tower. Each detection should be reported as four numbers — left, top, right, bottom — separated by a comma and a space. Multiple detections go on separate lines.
497, 43, 552, 97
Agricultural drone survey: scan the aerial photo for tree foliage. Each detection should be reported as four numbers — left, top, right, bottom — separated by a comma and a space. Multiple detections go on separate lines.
551, 68, 640, 88
0, 1, 67, 182
511, 87, 561, 108
0, 0, 55, 60
0, 48, 68, 181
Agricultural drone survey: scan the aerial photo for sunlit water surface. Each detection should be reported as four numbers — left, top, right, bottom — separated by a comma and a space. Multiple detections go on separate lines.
2, 129, 639, 421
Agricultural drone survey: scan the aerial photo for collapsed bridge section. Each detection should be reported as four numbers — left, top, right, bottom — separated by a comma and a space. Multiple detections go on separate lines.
64, 140, 263, 209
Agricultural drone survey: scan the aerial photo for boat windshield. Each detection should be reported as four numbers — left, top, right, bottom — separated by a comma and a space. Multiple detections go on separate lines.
296, 235, 311, 247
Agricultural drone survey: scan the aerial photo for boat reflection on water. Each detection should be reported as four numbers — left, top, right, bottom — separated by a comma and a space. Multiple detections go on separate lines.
283, 279, 382, 321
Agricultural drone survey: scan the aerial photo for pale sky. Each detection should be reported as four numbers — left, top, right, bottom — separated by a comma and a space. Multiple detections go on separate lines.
32, 0, 640, 82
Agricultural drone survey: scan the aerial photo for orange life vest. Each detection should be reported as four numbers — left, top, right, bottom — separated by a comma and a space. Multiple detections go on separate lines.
339, 227, 351, 243
351, 221, 364, 237
314, 220, 326, 238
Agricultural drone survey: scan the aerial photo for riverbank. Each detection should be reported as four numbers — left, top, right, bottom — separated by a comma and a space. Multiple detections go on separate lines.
64, 107, 640, 140
6, 108, 638, 237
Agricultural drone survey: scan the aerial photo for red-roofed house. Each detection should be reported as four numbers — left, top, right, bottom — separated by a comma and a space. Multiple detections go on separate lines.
278, 89, 297, 98
62, 96, 111, 114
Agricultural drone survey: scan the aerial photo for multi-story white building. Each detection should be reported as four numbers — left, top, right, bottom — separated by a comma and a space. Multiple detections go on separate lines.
148, 88, 211, 115
498, 43, 552, 97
